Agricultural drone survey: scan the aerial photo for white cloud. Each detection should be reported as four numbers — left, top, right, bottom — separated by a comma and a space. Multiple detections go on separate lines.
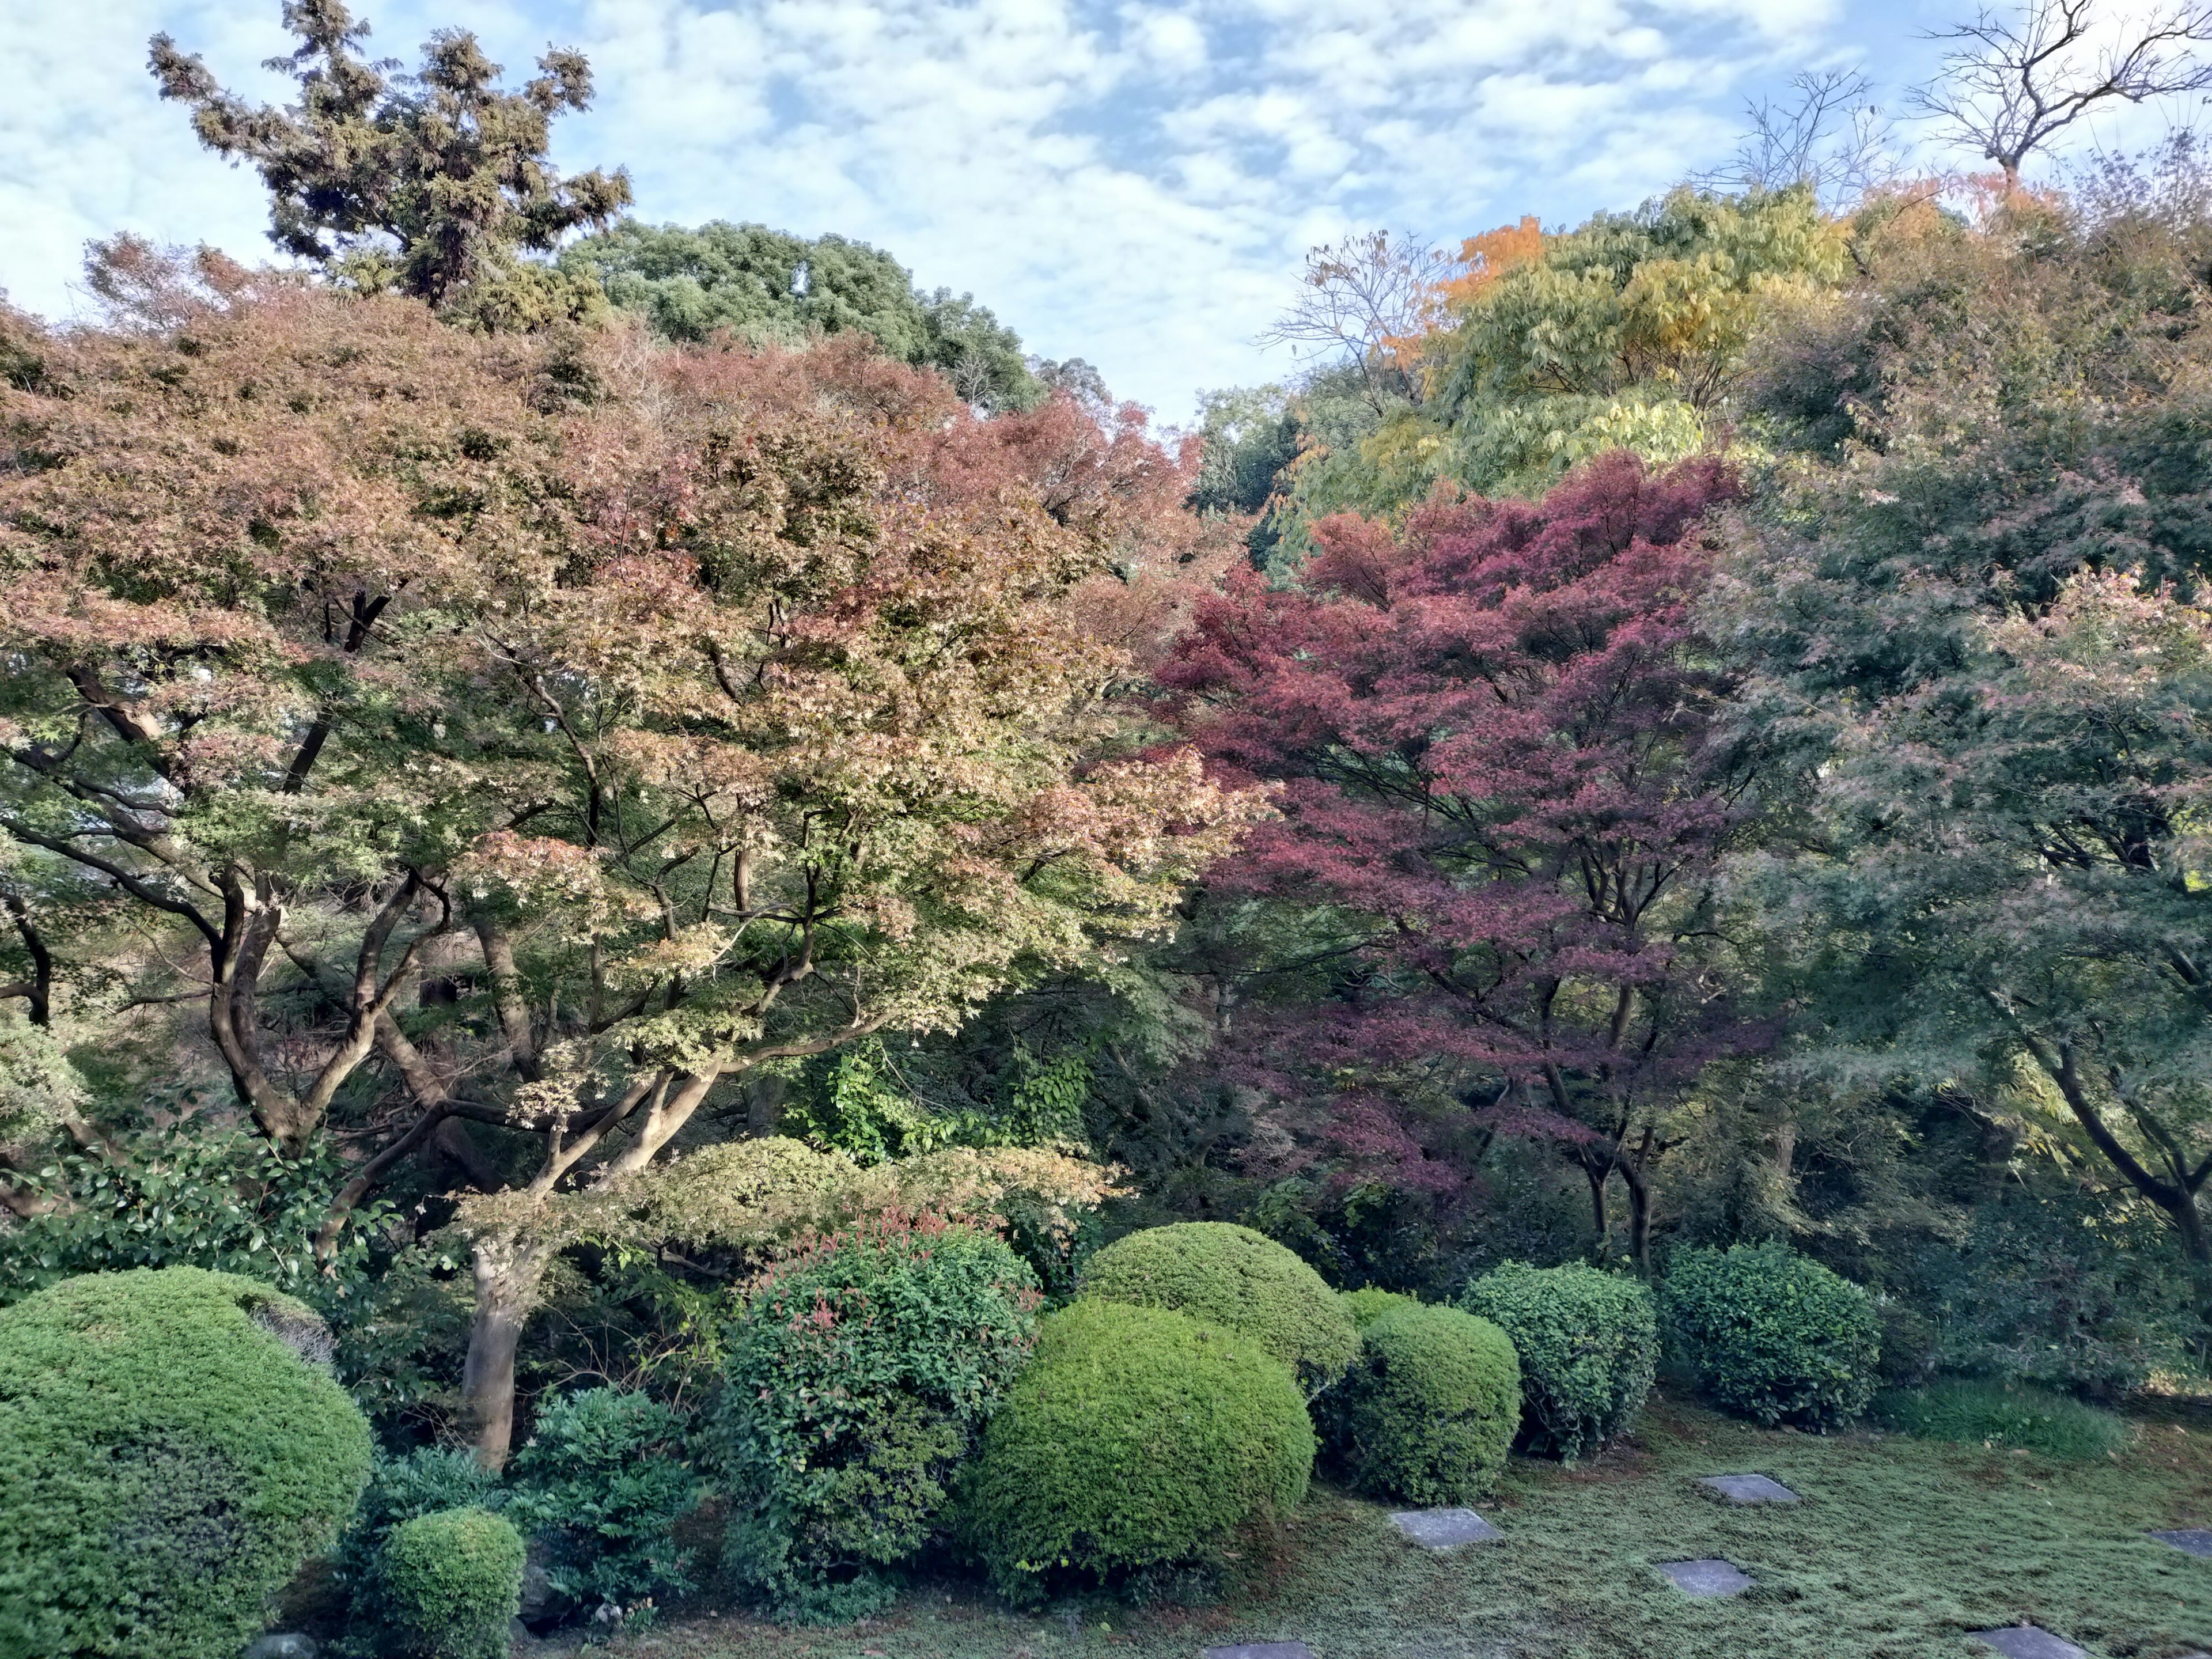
3, 0, 1932, 421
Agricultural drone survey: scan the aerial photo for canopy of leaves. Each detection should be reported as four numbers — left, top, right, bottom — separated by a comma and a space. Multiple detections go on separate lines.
561, 220, 1040, 410
149, 0, 630, 324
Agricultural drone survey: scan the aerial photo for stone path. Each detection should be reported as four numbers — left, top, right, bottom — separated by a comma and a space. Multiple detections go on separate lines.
1967, 1627, 2087, 1659
2153, 1527, 2212, 1558
1202, 1645, 1315, 1659
1698, 1473, 1799, 1504
1390, 1508, 1503, 1549
1655, 1558, 1753, 1597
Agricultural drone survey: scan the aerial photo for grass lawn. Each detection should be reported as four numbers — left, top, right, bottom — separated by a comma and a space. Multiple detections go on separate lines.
538, 1395, 2212, 1659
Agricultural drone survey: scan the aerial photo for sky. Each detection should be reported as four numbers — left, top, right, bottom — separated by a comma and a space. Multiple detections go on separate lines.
0, 0, 2178, 422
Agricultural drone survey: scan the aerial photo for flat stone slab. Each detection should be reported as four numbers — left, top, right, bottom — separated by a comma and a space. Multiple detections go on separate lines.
1699, 1473, 1800, 1504
1656, 1558, 1753, 1597
2153, 1527, 2212, 1557
1390, 1507, 1503, 1549
1203, 1646, 1315, 1659
1968, 1628, 2087, 1659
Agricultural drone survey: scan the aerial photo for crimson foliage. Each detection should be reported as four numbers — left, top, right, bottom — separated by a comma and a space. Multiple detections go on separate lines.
1161, 454, 1757, 1256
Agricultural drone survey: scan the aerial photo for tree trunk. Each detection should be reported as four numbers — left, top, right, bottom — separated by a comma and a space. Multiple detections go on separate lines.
1622, 1159, 1653, 1278
461, 1237, 547, 1469
1584, 1158, 1611, 1260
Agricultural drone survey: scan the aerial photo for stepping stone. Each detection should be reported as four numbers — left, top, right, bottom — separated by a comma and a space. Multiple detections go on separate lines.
2153, 1527, 2212, 1557
1656, 1558, 1753, 1597
1203, 1646, 1315, 1659
1699, 1473, 1800, 1504
1968, 1628, 2087, 1659
1389, 1508, 1503, 1548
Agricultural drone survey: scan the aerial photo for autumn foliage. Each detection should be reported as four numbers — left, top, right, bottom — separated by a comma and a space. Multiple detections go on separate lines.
1161, 454, 1755, 1263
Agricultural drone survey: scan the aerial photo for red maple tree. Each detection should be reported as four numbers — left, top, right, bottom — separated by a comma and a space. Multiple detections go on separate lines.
1161, 453, 1762, 1269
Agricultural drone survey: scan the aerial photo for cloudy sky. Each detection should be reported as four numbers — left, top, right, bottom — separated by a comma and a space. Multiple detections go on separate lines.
0, 0, 2162, 419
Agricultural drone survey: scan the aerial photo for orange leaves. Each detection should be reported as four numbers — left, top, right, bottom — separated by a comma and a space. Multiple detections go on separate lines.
1439, 215, 1548, 312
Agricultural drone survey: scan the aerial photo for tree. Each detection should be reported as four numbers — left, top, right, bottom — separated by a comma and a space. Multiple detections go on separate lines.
1721, 175, 2212, 1303
1160, 454, 1759, 1272
560, 220, 1041, 410
1257, 231, 1456, 414
1912, 0, 2212, 187
1697, 70, 1901, 210
150, 0, 630, 320
0, 261, 1254, 1461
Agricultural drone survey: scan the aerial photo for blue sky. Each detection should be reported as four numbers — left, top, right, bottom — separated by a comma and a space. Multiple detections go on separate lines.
0, 0, 2168, 420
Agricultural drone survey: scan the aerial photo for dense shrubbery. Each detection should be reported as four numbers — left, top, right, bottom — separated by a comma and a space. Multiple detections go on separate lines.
1331, 1302, 1520, 1505
963, 1300, 1314, 1603
0, 1268, 371, 1659
1081, 1222, 1362, 1392
1342, 1286, 1419, 1329
720, 1217, 1041, 1620
1462, 1262, 1656, 1459
1872, 1380, 2133, 1460
1662, 1244, 1880, 1430
376, 1507, 527, 1659
510, 1386, 698, 1619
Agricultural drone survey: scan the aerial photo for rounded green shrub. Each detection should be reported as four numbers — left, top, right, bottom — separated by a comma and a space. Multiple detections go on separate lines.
1081, 1222, 1361, 1392
721, 1216, 1041, 1621
963, 1299, 1315, 1603
1461, 1261, 1656, 1459
1873, 1379, 2131, 1460
1334, 1302, 1520, 1505
1340, 1286, 1418, 1330
0, 1266, 372, 1659
510, 1385, 698, 1615
1661, 1243, 1880, 1430
378, 1506, 526, 1659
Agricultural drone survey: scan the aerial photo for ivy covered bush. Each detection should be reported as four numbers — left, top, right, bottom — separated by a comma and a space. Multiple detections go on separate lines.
962, 1300, 1315, 1604
1461, 1262, 1657, 1459
720, 1215, 1041, 1620
376, 1506, 527, 1659
1332, 1302, 1520, 1505
510, 1385, 699, 1620
1661, 1243, 1880, 1430
1081, 1222, 1361, 1393
0, 1267, 372, 1659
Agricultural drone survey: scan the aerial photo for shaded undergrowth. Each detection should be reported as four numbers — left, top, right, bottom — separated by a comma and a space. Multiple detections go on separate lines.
535, 1395, 2212, 1659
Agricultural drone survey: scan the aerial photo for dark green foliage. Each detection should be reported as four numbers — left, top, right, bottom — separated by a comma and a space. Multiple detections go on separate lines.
1661, 1244, 1880, 1430
0, 1122, 387, 1306
334, 1445, 505, 1653
376, 1507, 526, 1659
1873, 1380, 2133, 1460
509, 1385, 698, 1614
149, 1, 628, 315
1461, 1262, 1657, 1459
1081, 1222, 1362, 1393
562, 220, 1039, 408
1332, 1303, 1520, 1505
963, 1300, 1314, 1604
1340, 1286, 1418, 1330
720, 1218, 1041, 1620
0, 1267, 371, 1659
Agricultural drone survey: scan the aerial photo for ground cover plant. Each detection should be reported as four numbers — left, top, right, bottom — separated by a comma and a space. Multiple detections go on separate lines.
1874, 1379, 2135, 1461
520, 1394, 2212, 1659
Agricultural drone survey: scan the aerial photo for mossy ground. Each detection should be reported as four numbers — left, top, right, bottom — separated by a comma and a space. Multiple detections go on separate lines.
532, 1394, 2212, 1659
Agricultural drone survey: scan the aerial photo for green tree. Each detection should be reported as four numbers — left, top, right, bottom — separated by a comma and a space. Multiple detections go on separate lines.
560, 219, 1040, 410
149, 0, 630, 323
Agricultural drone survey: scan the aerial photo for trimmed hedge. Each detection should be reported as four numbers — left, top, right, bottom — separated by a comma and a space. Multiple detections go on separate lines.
0, 1267, 372, 1659
1661, 1243, 1880, 1430
510, 1385, 698, 1613
1334, 1302, 1520, 1505
1340, 1286, 1418, 1330
1461, 1262, 1656, 1459
722, 1217, 1040, 1620
963, 1300, 1313, 1603
378, 1507, 526, 1659
1081, 1222, 1361, 1392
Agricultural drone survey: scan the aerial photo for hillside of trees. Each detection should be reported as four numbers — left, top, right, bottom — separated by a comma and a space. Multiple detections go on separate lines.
7, 2, 2212, 1653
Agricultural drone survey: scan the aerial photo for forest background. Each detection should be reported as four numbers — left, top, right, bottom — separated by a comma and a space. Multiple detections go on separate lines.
4, 0, 2212, 1479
